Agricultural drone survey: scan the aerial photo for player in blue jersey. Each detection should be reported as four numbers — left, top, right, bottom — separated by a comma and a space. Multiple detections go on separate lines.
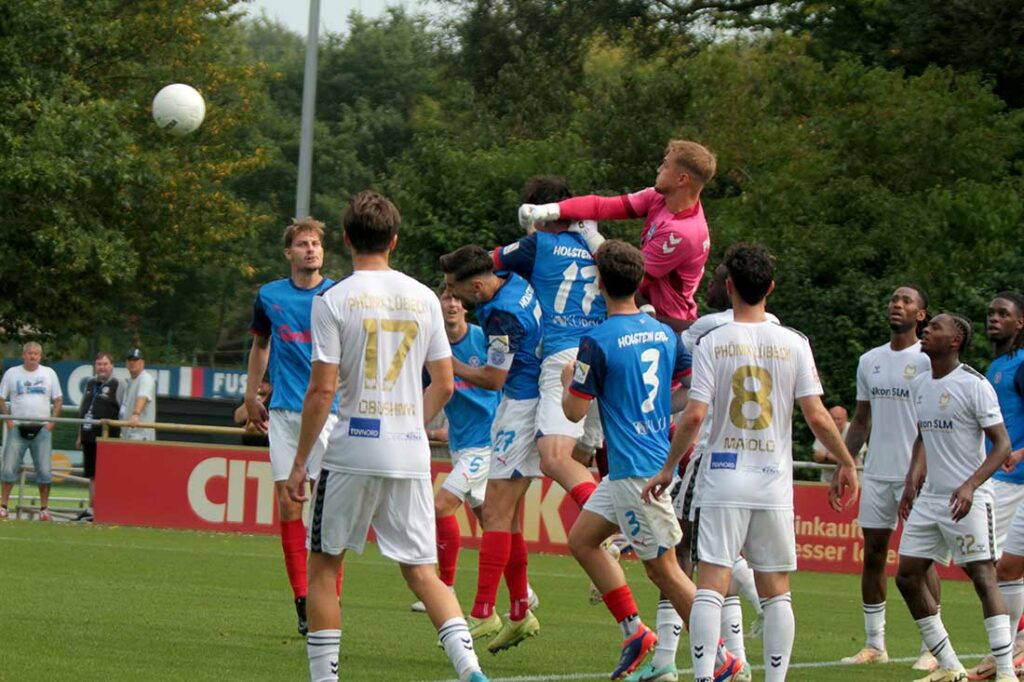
972, 291, 1024, 680
562, 240, 743, 681
440, 245, 544, 653
410, 285, 502, 612
244, 218, 340, 635
494, 176, 606, 510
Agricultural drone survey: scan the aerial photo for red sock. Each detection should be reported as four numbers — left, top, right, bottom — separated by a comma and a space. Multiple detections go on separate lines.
279, 519, 307, 598
472, 530, 511, 619
601, 584, 639, 623
1018, 614, 1024, 633
569, 481, 597, 508
505, 532, 530, 620
436, 515, 461, 587
335, 562, 344, 597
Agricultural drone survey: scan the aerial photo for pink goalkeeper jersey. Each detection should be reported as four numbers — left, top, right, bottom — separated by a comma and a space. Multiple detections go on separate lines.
558, 187, 710, 321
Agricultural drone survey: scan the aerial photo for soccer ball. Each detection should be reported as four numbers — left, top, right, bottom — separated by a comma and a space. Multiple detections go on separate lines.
152, 84, 205, 137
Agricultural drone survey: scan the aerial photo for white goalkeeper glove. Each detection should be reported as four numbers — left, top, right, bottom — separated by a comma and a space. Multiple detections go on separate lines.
569, 219, 605, 253
518, 203, 561, 231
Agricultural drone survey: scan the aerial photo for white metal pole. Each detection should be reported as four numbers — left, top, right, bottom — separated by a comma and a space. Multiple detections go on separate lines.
295, 0, 322, 219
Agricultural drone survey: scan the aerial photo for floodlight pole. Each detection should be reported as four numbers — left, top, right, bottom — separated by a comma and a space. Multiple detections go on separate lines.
295, 0, 321, 220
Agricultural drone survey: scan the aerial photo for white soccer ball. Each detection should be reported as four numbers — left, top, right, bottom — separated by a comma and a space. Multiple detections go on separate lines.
152, 84, 206, 137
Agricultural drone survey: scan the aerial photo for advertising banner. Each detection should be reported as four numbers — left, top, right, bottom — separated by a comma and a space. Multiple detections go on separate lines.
93, 440, 966, 579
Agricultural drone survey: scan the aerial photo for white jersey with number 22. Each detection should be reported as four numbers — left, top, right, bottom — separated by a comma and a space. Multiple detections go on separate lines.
311, 270, 451, 479
690, 320, 822, 510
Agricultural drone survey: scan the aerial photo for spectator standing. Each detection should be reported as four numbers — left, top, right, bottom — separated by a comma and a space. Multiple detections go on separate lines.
76, 352, 124, 521
120, 348, 156, 441
0, 342, 64, 520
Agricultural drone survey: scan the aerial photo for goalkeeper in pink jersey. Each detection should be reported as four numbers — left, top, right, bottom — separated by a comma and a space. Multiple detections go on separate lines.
518, 140, 716, 332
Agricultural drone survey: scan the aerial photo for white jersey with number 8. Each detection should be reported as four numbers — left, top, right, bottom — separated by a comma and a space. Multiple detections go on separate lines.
690, 320, 822, 510
311, 270, 451, 479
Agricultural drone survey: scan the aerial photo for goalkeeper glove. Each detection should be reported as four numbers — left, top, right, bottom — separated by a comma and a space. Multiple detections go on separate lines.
569, 219, 606, 252
517, 203, 560, 231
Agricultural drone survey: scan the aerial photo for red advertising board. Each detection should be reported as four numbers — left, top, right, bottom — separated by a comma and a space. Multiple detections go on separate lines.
94, 439, 965, 579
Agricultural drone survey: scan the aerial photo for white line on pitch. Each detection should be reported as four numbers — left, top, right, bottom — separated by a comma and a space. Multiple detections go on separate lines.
413, 653, 985, 682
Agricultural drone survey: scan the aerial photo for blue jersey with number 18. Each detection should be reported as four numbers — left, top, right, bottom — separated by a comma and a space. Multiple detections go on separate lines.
570, 313, 691, 480
494, 229, 606, 357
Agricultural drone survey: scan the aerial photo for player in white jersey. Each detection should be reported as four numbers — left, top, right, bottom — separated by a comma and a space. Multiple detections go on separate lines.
285, 191, 489, 682
643, 243, 859, 682
895, 313, 1015, 682
839, 286, 941, 670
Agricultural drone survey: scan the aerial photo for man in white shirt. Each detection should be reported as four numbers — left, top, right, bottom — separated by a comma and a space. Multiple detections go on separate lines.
839, 286, 938, 671
120, 348, 156, 441
643, 243, 859, 682
895, 313, 1015, 682
284, 191, 489, 682
0, 342, 63, 520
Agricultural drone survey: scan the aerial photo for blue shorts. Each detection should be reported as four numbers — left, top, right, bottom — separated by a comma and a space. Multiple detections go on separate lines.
2, 425, 53, 484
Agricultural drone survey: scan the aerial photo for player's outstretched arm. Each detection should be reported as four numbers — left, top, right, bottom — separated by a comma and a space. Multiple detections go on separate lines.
423, 357, 455, 426
286, 360, 337, 503
643, 399, 707, 502
800, 395, 860, 511
244, 334, 271, 429
453, 356, 508, 391
950, 422, 1011, 521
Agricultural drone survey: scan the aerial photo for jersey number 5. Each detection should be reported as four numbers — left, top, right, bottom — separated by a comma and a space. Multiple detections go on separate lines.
362, 319, 419, 391
728, 365, 773, 430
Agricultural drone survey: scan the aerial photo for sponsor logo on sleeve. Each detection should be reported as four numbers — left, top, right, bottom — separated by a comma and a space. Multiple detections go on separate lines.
709, 451, 738, 470
348, 417, 381, 438
488, 335, 510, 354
573, 361, 590, 384
503, 242, 520, 254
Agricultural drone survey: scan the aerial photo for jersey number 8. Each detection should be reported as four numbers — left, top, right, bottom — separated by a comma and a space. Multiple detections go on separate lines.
728, 365, 773, 430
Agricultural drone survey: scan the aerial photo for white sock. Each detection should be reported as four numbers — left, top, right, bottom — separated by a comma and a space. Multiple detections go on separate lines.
1000, 580, 1024, 635
651, 599, 683, 668
920, 604, 942, 654
690, 589, 723, 680
438, 617, 481, 681
731, 557, 761, 614
762, 593, 795, 682
915, 614, 960, 669
307, 629, 341, 682
985, 614, 1014, 677
863, 602, 886, 651
721, 596, 746, 664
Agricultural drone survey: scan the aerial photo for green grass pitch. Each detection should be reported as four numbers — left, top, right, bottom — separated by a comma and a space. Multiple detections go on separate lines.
0, 522, 992, 681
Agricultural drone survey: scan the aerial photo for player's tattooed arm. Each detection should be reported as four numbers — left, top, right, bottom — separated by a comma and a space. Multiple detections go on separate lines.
845, 400, 872, 459
900, 434, 927, 521
951, 421, 1012, 521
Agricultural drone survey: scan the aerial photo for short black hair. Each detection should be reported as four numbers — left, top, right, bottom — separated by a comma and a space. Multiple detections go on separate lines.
948, 313, 974, 353
595, 240, 645, 299
521, 175, 572, 205
723, 243, 774, 305
439, 245, 494, 281
343, 190, 401, 253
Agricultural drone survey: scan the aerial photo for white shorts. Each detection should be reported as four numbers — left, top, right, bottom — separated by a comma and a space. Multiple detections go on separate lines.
1002, 502, 1024, 558
489, 397, 541, 479
309, 471, 436, 564
674, 453, 702, 522
442, 447, 490, 508
858, 478, 905, 530
899, 494, 996, 566
584, 477, 682, 561
695, 506, 797, 572
536, 349, 604, 445
993, 479, 1024, 549
268, 410, 338, 481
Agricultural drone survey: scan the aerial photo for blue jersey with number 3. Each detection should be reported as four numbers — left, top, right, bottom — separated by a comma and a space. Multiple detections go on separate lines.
447, 324, 501, 452
494, 231, 606, 357
570, 313, 691, 479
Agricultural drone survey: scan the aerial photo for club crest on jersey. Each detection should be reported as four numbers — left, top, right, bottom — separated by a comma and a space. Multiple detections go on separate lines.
468, 355, 482, 368
710, 451, 738, 470
573, 361, 590, 384
938, 390, 951, 410
904, 364, 918, 379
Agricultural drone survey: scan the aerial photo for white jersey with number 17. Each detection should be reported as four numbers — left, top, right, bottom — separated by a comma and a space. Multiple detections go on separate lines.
690, 321, 822, 510
311, 270, 451, 479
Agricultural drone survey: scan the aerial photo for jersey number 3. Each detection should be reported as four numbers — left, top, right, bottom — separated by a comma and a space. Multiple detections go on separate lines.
728, 365, 773, 430
362, 319, 419, 391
